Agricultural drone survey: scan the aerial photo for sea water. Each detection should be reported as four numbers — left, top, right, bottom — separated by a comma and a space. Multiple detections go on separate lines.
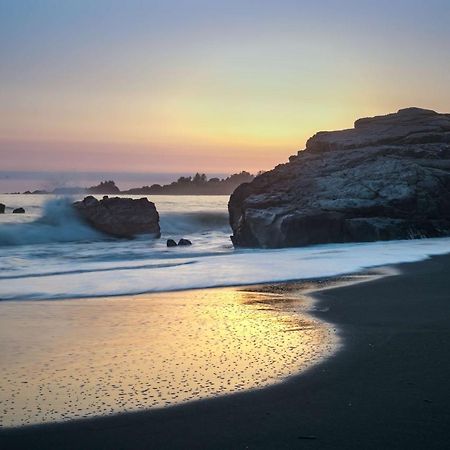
0, 194, 449, 300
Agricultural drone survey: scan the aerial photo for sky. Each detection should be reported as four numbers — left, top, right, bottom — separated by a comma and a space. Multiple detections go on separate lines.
1, 0, 450, 176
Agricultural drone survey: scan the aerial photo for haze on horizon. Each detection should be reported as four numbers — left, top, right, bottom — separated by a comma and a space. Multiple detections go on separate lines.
1, 0, 450, 175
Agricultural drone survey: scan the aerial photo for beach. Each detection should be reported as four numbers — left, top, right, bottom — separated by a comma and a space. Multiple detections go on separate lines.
1, 254, 449, 449
0, 285, 337, 428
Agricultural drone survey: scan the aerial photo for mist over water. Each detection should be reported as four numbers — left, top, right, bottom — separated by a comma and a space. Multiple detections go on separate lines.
0, 194, 450, 301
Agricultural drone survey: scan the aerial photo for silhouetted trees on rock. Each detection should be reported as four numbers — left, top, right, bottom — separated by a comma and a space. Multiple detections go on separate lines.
87, 180, 120, 195
122, 172, 255, 195
21, 172, 257, 196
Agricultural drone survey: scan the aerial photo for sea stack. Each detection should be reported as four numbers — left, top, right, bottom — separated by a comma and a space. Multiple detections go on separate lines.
73, 196, 160, 238
229, 108, 450, 248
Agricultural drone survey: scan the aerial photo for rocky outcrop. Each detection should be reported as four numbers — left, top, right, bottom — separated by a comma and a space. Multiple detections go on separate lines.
12, 208, 25, 214
0, 204, 5, 214
167, 238, 193, 247
229, 108, 450, 248
167, 239, 177, 247
73, 196, 160, 238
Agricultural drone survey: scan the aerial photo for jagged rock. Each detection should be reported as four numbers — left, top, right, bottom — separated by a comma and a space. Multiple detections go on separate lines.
229, 108, 450, 248
167, 239, 177, 247
73, 196, 160, 238
178, 238, 192, 246
12, 207, 25, 214
0, 203, 5, 214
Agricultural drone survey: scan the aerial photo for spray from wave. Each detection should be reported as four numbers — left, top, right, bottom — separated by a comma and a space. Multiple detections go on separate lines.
0, 198, 103, 246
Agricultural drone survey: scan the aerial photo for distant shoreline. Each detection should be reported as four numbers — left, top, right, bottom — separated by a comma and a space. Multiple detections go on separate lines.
3, 171, 257, 196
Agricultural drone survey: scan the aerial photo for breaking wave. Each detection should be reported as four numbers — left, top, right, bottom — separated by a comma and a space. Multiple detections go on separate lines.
0, 198, 103, 246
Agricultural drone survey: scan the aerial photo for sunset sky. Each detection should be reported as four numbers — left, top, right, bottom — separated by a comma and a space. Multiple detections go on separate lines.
1, 0, 450, 175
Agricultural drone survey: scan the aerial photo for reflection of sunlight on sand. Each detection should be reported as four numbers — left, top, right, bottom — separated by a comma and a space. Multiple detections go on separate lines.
0, 286, 339, 427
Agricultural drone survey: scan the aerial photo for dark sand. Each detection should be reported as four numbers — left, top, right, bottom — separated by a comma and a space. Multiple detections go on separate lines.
1, 254, 450, 449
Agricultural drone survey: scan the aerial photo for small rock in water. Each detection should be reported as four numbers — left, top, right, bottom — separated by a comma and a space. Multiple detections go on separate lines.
178, 238, 192, 246
0, 203, 5, 213
13, 207, 25, 214
167, 239, 178, 247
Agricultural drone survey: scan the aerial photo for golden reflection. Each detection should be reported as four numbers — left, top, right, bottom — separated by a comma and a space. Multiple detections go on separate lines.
0, 286, 338, 427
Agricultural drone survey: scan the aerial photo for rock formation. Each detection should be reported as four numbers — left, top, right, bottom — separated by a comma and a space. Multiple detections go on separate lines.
229, 108, 450, 248
0, 203, 5, 213
73, 196, 160, 238
87, 180, 120, 195
166, 238, 192, 247
12, 207, 25, 214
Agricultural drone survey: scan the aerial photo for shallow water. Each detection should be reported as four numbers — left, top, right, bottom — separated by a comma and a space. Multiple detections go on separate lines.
0, 286, 336, 427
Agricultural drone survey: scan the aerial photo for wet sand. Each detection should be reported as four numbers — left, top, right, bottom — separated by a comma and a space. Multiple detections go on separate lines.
0, 283, 338, 428
1, 254, 450, 449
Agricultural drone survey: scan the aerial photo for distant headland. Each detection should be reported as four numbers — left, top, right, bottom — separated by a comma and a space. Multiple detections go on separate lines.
17, 172, 257, 196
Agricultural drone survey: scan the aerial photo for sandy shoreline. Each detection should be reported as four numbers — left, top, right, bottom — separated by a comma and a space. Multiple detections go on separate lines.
1, 254, 450, 449
0, 281, 340, 428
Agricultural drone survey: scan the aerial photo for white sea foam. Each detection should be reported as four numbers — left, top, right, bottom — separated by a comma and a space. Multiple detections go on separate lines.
0, 236, 449, 300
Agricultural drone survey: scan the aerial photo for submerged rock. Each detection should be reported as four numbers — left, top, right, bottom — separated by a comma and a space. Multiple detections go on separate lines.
0, 203, 5, 214
12, 207, 25, 214
178, 238, 192, 246
167, 239, 177, 247
229, 108, 450, 248
73, 196, 160, 238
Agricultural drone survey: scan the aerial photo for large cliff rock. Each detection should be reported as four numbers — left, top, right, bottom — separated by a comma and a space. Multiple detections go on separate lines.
229, 108, 450, 248
73, 196, 160, 238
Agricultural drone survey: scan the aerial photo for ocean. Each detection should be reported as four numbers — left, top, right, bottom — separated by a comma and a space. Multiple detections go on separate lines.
1, 193, 450, 301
